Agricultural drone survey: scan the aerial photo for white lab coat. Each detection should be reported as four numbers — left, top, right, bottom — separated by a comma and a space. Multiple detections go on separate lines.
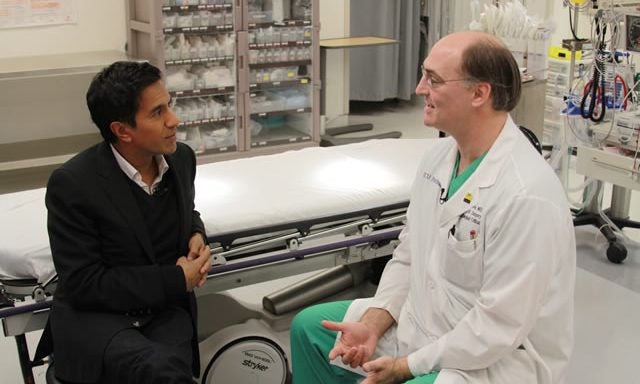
341, 117, 576, 384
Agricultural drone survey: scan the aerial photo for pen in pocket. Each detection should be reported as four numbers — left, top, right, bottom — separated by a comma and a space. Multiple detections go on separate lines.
449, 224, 456, 237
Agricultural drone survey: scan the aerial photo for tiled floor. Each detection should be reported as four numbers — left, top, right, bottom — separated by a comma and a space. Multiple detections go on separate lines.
1, 97, 639, 383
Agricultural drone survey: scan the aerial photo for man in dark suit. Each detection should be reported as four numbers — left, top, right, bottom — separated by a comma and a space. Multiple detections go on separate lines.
36, 61, 211, 383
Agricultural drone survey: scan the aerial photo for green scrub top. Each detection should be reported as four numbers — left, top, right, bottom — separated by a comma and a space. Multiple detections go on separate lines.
447, 151, 487, 200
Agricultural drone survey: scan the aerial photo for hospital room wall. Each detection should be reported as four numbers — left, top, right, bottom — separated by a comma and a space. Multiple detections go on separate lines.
0, 1, 126, 59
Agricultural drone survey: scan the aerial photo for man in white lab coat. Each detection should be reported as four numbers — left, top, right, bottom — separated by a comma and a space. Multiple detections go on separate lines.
290, 31, 576, 384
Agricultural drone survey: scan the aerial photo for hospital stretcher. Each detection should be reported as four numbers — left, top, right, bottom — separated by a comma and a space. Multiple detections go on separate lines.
0, 138, 434, 383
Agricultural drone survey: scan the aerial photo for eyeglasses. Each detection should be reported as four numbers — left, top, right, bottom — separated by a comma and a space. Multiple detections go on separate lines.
420, 65, 474, 88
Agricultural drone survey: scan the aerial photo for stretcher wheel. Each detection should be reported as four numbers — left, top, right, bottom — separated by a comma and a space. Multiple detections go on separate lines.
606, 242, 627, 264
201, 336, 289, 384
199, 319, 291, 384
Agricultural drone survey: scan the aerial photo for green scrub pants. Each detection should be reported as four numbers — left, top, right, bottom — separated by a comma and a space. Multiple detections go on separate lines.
290, 300, 439, 384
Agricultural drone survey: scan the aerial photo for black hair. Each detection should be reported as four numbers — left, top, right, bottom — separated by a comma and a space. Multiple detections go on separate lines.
86, 61, 162, 143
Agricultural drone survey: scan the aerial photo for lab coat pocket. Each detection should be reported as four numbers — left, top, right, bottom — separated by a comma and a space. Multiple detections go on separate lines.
441, 235, 483, 289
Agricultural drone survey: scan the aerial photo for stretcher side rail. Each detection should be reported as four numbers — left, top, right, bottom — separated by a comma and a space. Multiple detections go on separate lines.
210, 211, 407, 268
209, 201, 408, 252
0, 294, 52, 384
1, 278, 56, 301
201, 225, 403, 296
1, 275, 57, 337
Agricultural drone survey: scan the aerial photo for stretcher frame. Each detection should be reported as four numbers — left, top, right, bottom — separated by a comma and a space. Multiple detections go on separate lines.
0, 200, 408, 384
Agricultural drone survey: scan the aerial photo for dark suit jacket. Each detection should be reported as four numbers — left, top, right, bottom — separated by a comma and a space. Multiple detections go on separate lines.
36, 142, 205, 382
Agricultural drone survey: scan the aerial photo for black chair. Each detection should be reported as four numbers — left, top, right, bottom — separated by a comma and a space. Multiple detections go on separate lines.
519, 126, 542, 155
571, 179, 640, 263
572, 205, 634, 263
46, 362, 65, 384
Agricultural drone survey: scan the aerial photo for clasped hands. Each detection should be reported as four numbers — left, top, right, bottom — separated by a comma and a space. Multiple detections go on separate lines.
322, 320, 412, 384
176, 233, 211, 292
